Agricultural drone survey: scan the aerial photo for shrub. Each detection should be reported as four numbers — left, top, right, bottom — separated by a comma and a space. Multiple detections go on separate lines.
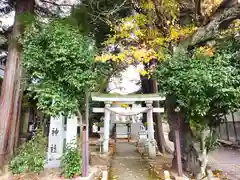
61, 142, 81, 178
9, 129, 47, 174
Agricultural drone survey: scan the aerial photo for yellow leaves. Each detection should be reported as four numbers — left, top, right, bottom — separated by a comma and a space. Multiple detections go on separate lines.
139, 0, 179, 19
220, 19, 240, 36
146, 28, 160, 40
152, 37, 165, 46
167, 25, 197, 41
133, 29, 144, 38
95, 46, 158, 66
95, 52, 128, 63
95, 54, 114, 62
131, 14, 148, 26
96, 3, 197, 75
140, 0, 154, 10
132, 48, 157, 63
196, 46, 214, 57
201, 0, 222, 17
104, 34, 116, 45
137, 69, 149, 76
204, 48, 214, 57
120, 104, 128, 108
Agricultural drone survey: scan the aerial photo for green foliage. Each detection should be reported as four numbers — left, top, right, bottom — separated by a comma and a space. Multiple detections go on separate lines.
9, 129, 47, 174
71, 0, 132, 46
61, 143, 81, 178
205, 131, 220, 152
155, 38, 240, 126
143, 121, 148, 127
16, 12, 36, 26
21, 20, 110, 116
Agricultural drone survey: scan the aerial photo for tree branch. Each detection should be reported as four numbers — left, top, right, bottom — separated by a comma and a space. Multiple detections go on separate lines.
34, 4, 59, 17
38, 0, 73, 7
182, 1, 240, 47
150, 0, 168, 36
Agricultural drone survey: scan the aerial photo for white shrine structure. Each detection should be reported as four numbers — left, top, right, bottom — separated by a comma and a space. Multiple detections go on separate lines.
91, 93, 165, 158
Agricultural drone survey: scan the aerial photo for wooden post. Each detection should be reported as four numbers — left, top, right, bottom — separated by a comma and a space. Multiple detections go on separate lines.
231, 112, 238, 142
175, 129, 183, 176
128, 123, 131, 142
224, 115, 230, 141
114, 124, 117, 143
82, 127, 87, 177
175, 107, 183, 177
85, 92, 89, 176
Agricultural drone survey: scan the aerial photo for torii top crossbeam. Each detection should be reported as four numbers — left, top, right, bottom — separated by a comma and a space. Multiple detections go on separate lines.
91, 92, 165, 102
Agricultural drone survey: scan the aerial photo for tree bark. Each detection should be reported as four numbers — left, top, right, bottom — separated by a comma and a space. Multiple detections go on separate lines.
152, 79, 166, 154
0, 0, 34, 167
166, 95, 201, 177
13, 91, 24, 151
182, 0, 240, 48
8, 61, 22, 156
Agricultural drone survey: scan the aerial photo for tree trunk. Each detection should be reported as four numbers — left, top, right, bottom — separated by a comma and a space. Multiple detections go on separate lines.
0, 0, 34, 167
152, 79, 166, 154
13, 91, 24, 151
9, 64, 22, 156
166, 95, 201, 177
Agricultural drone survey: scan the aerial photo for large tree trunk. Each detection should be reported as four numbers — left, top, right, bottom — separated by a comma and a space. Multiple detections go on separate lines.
166, 95, 202, 178
0, 0, 34, 167
13, 91, 24, 151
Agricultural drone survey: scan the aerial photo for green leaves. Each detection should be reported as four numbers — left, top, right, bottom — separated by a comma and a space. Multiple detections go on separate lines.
22, 20, 109, 115
9, 129, 47, 174
155, 38, 240, 125
61, 143, 81, 178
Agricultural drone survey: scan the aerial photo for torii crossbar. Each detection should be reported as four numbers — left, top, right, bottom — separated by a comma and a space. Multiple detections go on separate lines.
91, 93, 165, 158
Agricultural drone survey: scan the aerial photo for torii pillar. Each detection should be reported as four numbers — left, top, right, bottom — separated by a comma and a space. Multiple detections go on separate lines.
146, 101, 156, 158
103, 102, 111, 153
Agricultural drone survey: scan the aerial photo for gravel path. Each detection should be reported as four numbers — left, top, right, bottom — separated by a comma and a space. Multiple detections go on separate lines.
109, 142, 161, 180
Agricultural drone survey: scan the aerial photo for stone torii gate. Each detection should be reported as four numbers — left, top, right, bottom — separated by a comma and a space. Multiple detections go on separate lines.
91, 93, 165, 158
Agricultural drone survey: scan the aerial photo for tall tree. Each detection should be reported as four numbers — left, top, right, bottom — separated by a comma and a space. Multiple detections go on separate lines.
0, 0, 34, 166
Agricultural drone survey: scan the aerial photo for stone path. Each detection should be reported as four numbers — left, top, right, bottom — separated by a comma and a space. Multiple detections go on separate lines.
109, 142, 160, 180
208, 147, 240, 180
